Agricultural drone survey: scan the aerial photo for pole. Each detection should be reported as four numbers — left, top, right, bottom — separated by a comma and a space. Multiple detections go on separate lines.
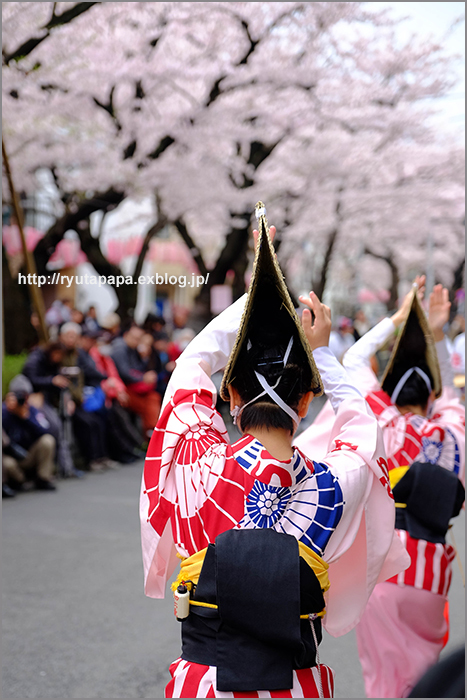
2, 137, 49, 344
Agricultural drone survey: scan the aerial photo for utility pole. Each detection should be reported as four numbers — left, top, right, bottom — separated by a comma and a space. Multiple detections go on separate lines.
2, 137, 49, 344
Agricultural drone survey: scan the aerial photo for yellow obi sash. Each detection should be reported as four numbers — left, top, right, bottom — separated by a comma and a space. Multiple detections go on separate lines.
389, 466, 410, 509
171, 539, 329, 618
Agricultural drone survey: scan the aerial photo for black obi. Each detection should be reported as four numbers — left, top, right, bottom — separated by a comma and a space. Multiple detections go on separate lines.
180, 528, 325, 693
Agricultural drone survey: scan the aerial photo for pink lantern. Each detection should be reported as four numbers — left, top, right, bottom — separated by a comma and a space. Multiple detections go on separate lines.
2, 225, 44, 256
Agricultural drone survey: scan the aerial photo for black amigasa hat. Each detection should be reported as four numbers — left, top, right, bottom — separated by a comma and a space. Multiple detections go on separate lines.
381, 285, 442, 401
220, 201, 323, 406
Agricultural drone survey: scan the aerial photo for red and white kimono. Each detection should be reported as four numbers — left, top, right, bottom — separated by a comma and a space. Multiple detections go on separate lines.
140, 298, 408, 698
297, 317, 465, 698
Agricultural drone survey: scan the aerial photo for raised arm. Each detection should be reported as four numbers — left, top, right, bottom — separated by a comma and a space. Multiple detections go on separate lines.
428, 284, 456, 390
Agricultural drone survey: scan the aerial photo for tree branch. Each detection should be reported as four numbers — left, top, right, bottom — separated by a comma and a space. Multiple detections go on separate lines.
173, 220, 208, 278
314, 187, 345, 299
4, 2, 100, 63
32, 188, 125, 274
363, 246, 400, 311
74, 219, 121, 278
133, 217, 168, 282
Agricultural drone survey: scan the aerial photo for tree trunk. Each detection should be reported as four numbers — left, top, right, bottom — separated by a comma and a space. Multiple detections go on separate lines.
3, 245, 38, 354
364, 247, 400, 311
313, 191, 345, 300
314, 225, 339, 300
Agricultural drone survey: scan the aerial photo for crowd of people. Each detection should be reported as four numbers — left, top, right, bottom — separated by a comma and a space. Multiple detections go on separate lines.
2, 299, 195, 498
3, 295, 464, 505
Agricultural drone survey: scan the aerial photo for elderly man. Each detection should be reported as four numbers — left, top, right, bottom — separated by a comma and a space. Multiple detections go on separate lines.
2, 375, 57, 491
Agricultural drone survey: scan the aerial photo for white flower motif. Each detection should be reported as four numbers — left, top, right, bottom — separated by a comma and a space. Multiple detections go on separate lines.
421, 437, 443, 464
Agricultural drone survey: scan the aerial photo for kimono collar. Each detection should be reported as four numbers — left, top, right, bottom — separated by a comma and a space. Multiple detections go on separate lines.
231, 434, 313, 489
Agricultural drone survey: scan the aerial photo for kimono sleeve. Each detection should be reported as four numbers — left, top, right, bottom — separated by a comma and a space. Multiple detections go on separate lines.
301, 347, 409, 636
343, 317, 396, 395
140, 296, 246, 598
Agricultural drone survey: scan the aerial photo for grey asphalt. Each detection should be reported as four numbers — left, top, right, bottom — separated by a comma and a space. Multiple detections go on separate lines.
2, 463, 465, 699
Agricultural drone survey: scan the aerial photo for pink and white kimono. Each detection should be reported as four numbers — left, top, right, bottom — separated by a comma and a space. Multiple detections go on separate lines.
298, 317, 465, 698
140, 298, 408, 698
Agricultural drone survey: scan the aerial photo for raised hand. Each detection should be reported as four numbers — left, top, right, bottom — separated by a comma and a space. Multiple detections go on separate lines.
299, 291, 332, 351
392, 275, 426, 328
429, 284, 451, 341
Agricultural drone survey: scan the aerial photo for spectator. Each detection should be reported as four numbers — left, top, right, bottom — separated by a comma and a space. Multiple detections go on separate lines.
142, 312, 166, 337
168, 327, 196, 364
45, 298, 72, 328
138, 332, 162, 374
45, 298, 73, 340
328, 316, 355, 363
153, 331, 176, 397
70, 308, 85, 327
101, 312, 121, 339
83, 305, 101, 333
22, 340, 78, 477
353, 309, 370, 341
2, 375, 57, 491
111, 324, 161, 436
83, 330, 145, 463
59, 322, 113, 472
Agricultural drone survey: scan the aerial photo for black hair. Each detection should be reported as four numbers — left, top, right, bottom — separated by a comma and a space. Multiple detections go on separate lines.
231, 340, 313, 435
121, 319, 138, 335
385, 362, 433, 410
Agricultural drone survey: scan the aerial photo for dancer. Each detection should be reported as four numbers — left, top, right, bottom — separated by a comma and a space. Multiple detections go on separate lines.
299, 278, 465, 698
140, 203, 408, 698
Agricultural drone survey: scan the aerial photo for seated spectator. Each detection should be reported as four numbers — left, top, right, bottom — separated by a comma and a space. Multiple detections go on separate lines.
153, 331, 176, 397
45, 298, 72, 328
137, 332, 162, 374
59, 322, 114, 472
82, 330, 145, 463
111, 324, 161, 436
101, 312, 121, 339
70, 308, 85, 327
45, 298, 73, 340
142, 312, 166, 337
168, 327, 196, 364
2, 375, 57, 491
22, 340, 78, 477
83, 305, 101, 333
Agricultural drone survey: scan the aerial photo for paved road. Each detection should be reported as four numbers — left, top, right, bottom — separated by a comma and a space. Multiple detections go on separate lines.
2, 464, 465, 699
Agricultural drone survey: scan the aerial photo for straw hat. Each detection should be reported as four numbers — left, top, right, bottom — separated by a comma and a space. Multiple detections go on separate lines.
220, 202, 323, 402
381, 286, 442, 400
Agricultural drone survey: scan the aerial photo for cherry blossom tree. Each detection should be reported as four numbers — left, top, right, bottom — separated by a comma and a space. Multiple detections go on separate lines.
2, 1, 464, 323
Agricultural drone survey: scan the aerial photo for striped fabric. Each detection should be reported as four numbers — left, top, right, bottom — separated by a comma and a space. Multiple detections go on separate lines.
387, 530, 456, 596
366, 390, 460, 596
165, 658, 335, 698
